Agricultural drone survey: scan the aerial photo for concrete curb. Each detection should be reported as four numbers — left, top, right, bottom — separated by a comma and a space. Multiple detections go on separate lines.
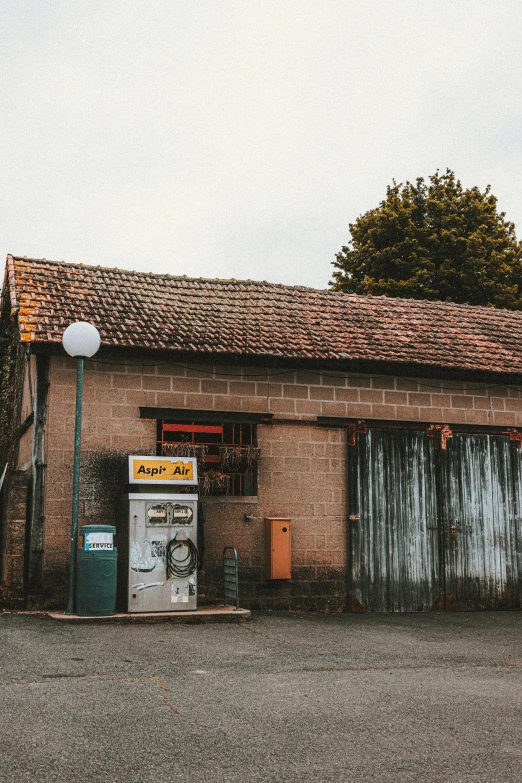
44, 606, 251, 624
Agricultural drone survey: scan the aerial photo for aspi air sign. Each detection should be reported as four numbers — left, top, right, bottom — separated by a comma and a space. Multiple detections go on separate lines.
128, 456, 198, 485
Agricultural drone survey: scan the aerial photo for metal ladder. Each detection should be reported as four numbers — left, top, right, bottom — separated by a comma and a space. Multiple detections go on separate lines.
223, 546, 240, 610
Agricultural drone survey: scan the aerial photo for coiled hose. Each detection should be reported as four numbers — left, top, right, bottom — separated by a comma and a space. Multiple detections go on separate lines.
166, 537, 199, 578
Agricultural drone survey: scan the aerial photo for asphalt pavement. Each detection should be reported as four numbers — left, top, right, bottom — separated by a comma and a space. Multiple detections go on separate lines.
1, 610, 521, 783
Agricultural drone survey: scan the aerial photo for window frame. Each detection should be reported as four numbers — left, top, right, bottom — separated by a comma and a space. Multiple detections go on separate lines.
156, 418, 258, 497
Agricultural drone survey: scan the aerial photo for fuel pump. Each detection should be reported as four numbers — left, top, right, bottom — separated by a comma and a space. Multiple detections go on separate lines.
123, 456, 199, 612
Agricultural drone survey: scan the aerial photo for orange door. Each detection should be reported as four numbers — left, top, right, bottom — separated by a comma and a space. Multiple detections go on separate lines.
265, 518, 291, 579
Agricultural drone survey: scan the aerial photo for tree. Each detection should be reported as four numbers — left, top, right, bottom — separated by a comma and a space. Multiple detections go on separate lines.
330, 169, 522, 309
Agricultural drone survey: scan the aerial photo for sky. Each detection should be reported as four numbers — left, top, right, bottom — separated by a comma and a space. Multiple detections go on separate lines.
1, 0, 522, 290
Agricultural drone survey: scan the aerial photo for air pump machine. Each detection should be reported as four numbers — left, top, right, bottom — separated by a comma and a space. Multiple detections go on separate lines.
123, 456, 199, 612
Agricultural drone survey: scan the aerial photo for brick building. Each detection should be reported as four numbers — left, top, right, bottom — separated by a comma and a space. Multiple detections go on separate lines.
1, 255, 522, 612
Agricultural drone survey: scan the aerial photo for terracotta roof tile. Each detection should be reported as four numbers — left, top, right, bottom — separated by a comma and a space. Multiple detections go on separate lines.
5, 254, 522, 376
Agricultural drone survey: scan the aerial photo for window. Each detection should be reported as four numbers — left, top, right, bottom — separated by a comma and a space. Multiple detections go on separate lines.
157, 420, 258, 497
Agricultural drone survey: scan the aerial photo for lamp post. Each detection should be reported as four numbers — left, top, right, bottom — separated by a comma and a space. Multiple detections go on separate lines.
62, 322, 101, 614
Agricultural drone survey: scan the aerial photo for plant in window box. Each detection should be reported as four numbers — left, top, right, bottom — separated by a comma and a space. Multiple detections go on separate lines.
162, 443, 209, 461
198, 470, 231, 496
219, 445, 260, 473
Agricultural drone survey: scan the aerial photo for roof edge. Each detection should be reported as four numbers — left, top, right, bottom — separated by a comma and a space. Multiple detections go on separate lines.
5, 255, 18, 317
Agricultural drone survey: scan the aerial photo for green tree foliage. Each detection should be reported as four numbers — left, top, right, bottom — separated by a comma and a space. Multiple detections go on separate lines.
331, 169, 522, 309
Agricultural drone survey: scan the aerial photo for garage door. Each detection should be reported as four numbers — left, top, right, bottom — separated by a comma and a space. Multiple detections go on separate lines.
348, 425, 522, 612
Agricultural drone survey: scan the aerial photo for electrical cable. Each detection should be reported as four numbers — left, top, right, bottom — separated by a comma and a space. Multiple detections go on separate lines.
87, 356, 522, 394
166, 537, 199, 578
87, 357, 294, 379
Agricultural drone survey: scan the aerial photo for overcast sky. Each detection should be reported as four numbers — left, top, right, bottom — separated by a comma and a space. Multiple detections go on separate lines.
1, 1, 521, 290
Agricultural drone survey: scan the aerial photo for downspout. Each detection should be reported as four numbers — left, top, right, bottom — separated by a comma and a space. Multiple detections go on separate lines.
24, 353, 50, 596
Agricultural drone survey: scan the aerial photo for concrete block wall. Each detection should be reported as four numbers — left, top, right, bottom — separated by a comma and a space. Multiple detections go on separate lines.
200, 424, 346, 612
32, 353, 522, 609
1, 471, 29, 591
1, 357, 33, 596
255, 423, 346, 611
42, 358, 155, 600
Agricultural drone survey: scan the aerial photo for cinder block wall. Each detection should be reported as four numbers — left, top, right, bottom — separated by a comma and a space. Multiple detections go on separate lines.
200, 424, 346, 611
1, 357, 35, 593
39, 353, 522, 609
1, 426, 33, 591
1, 471, 29, 591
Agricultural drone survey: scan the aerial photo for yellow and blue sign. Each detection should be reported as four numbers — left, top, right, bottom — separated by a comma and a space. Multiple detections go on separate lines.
129, 456, 198, 485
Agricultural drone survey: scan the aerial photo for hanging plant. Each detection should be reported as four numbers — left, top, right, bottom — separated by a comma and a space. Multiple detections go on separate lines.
198, 470, 231, 496
219, 445, 260, 473
162, 443, 209, 461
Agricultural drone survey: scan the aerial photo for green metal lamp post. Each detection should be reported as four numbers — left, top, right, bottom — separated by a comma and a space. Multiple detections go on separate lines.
62, 322, 101, 615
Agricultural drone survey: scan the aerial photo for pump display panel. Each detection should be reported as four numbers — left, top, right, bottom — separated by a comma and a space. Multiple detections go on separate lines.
146, 503, 194, 526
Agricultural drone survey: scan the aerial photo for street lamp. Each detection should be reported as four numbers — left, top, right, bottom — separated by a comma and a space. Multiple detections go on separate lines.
62, 322, 101, 614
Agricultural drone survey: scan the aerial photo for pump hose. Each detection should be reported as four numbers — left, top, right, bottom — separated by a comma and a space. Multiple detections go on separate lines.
166, 537, 199, 578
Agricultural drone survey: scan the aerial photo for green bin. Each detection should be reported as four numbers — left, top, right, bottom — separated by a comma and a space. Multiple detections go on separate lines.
77, 525, 117, 616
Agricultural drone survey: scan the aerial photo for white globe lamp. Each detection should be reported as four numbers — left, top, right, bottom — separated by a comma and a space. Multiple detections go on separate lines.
62, 321, 101, 358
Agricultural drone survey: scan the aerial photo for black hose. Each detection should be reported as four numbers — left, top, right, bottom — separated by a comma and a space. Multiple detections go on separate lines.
166, 537, 199, 578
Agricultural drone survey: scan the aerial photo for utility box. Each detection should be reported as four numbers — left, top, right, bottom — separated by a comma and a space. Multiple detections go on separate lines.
121, 456, 200, 613
124, 493, 198, 612
77, 525, 117, 616
265, 518, 291, 579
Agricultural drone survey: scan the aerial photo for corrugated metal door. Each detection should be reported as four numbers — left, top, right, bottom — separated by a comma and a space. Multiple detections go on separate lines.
442, 433, 521, 610
348, 425, 522, 612
348, 427, 441, 612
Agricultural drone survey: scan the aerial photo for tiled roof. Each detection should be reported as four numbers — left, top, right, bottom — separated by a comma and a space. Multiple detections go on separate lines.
5, 254, 522, 376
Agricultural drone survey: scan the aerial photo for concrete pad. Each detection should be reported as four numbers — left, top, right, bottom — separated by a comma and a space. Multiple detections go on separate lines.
44, 605, 251, 624
1, 611, 521, 782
